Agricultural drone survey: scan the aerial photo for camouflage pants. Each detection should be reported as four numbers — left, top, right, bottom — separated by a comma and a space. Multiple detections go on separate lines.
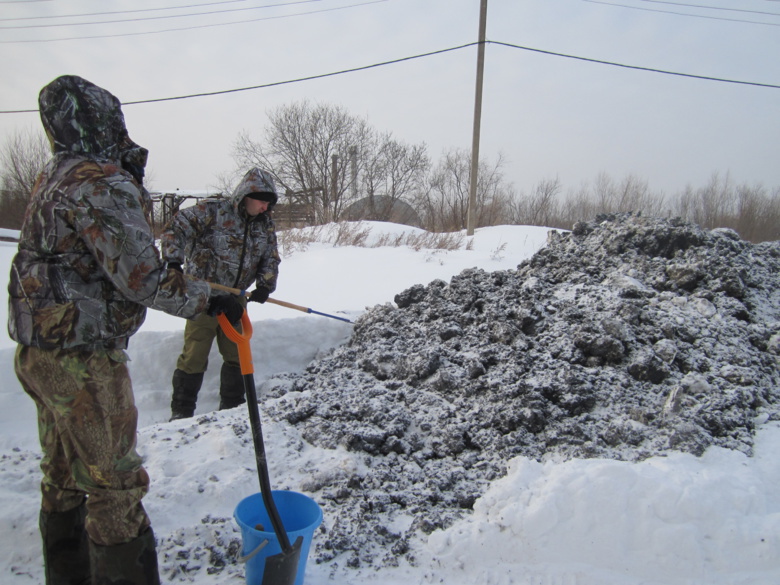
175, 306, 243, 374
14, 345, 151, 546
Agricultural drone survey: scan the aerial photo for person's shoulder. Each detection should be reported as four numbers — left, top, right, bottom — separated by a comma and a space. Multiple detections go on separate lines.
195, 195, 232, 211
55, 156, 111, 183
55, 157, 139, 199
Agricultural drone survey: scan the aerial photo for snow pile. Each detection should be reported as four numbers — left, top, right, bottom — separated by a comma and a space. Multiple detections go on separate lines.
259, 213, 780, 568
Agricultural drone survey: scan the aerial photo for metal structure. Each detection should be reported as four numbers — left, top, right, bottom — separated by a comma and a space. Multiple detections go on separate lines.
149, 191, 218, 235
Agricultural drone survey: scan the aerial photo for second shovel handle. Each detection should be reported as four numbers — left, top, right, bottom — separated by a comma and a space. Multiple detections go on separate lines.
207, 282, 310, 314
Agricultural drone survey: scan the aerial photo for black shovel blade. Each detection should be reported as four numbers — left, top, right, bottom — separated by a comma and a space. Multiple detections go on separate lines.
261, 535, 303, 585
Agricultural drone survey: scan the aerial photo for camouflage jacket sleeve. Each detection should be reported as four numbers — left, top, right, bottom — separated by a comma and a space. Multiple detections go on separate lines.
160, 203, 205, 266
256, 216, 281, 293
74, 173, 210, 318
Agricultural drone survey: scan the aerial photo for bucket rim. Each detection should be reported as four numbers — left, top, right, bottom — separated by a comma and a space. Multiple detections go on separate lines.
234, 490, 323, 535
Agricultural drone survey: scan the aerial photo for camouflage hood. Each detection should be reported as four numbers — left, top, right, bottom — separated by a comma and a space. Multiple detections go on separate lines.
38, 75, 148, 177
230, 167, 278, 212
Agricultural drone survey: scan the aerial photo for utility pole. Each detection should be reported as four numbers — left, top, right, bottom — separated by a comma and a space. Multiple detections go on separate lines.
330, 154, 338, 223
466, 0, 488, 236
350, 146, 358, 200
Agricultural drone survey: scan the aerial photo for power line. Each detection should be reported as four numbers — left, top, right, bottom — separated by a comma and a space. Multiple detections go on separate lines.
490, 40, 780, 88
582, 0, 780, 26
0, 0, 385, 42
0, 0, 248, 23
636, 0, 780, 18
0, 0, 323, 30
1, 43, 474, 113
2, 39, 778, 114
124, 43, 477, 105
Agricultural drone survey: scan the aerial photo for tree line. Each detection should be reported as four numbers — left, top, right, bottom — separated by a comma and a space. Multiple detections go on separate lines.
0, 127, 49, 232
2, 101, 779, 243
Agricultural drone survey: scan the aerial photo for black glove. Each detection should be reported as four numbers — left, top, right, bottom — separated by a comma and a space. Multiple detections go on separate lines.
168, 262, 183, 273
207, 294, 244, 324
249, 287, 270, 304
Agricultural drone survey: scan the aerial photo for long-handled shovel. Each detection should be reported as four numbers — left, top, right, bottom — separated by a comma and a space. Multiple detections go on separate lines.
218, 310, 303, 585
209, 282, 353, 324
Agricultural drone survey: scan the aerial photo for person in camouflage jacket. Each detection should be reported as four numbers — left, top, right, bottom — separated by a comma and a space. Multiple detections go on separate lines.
160, 167, 281, 420
7, 75, 243, 585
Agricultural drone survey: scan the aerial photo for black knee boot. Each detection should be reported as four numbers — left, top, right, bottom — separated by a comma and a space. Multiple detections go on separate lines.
170, 369, 204, 421
40, 500, 90, 585
89, 526, 160, 585
219, 363, 246, 411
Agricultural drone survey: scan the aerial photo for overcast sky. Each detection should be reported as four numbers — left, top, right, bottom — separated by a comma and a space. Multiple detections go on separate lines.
1, 0, 779, 199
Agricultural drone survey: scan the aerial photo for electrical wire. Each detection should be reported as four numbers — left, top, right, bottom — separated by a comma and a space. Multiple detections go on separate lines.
122, 42, 474, 105
2, 39, 777, 115
0, 0, 323, 29
0, 0, 249, 23
636, 0, 780, 17
0, 0, 384, 41
1, 43, 473, 113
583, 0, 780, 26
490, 40, 780, 89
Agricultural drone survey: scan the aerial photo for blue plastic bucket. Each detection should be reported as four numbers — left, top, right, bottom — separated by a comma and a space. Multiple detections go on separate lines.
234, 490, 323, 585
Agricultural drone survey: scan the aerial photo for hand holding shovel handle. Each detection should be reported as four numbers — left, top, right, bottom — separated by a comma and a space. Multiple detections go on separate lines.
208, 282, 353, 323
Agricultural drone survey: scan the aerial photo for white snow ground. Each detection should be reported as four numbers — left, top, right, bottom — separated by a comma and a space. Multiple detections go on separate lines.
1, 222, 778, 585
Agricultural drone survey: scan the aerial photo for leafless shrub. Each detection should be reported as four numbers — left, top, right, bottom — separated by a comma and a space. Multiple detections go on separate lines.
401, 231, 464, 251
669, 173, 780, 242
490, 241, 508, 261
277, 221, 465, 257
414, 148, 514, 232
332, 222, 371, 247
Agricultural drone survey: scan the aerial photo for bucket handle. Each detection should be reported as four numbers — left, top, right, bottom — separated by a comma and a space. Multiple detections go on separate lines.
237, 538, 270, 564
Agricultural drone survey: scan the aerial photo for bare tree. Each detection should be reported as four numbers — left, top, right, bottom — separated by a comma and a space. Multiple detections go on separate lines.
690, 172, 734, 228
418, 148, 471, 231
361, 133, 429, 216
416, 148, 513, 231
549, 172, 666, 228
475, 152, 515, 228
233, 101, 375, 223
0, 127, 50, 229
526, 177, 561, 226
587, 172, 662, 214
592, 171, 615, 211
670, 177, 780, 242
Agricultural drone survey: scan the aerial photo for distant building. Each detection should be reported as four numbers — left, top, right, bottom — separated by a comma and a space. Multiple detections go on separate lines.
341, 195, 421, 228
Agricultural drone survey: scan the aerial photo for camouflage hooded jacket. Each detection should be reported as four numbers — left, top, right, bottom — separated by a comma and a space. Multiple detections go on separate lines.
160, 168, 281, 293
7, 75, 211, 350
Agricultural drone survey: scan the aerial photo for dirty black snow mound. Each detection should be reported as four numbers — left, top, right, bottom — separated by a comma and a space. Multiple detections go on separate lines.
263, 213, 780, 568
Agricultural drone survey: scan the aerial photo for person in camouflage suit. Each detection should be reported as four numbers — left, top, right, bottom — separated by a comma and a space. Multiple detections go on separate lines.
160, 167, 281, 420
7, 75, 244, 585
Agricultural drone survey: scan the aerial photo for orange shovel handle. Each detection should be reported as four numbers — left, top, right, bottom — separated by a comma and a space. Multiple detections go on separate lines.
217, 311, 254, 375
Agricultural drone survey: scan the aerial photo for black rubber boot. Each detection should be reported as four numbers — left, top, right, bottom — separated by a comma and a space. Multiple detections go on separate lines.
89, 527, 160, 585
219, 363, 246, 410
169, 369, 204, 421
40, 500, 91, 585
